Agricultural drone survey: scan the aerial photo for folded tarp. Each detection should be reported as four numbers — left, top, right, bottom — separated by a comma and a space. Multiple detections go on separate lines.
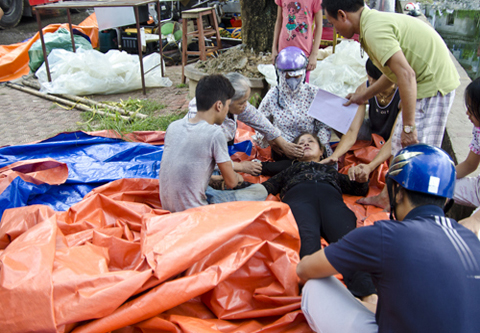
0, 125, 388, 332
0, 131, 251, 218
0, 197, 307, 332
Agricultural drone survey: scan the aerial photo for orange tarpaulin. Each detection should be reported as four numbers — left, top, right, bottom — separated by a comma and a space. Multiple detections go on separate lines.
0, 126, 389, 332
0, 13, 99, 82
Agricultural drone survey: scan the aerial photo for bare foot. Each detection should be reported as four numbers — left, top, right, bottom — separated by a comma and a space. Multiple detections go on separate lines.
357, 187, 390, 210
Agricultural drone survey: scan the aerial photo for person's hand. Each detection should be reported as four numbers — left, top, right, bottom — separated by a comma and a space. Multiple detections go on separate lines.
307, 53, 317, 71
280, 141, 304, 160
239, 161, 262, 175
319, 155, 338, 165
236, 173, 244, 186
272, 48, 278, 65
344, 92, 368, 106
355, 164, 372, 183
401, 128, 419, 148
348, 164, 371, 183
459, 215, 480, 237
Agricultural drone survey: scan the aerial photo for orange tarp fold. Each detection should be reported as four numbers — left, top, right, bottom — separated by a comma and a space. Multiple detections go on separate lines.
0, 125, 391, 332
0, 188, 311, 332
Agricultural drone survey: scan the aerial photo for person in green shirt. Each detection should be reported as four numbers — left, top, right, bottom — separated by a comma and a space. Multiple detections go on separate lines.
322, 0, 460, 209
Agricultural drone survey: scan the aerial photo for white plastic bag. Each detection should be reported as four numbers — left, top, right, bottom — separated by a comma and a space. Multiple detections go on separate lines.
310, 40, 367, 97
257, 40, 367, 97
36, 48, 172, 95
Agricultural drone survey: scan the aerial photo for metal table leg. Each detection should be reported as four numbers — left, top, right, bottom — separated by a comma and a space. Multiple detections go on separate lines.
36, 9, 51, 82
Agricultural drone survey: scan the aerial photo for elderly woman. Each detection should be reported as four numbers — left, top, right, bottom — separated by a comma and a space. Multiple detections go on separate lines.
257, 46, 332, 160
186, 72, 304, 175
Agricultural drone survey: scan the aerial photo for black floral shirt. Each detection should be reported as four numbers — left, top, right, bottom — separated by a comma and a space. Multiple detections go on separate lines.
262, 161, 369, 199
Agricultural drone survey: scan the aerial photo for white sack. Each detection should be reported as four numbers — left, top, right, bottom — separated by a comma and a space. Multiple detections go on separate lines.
257, 40, 367, 97
36, 48, 172, 95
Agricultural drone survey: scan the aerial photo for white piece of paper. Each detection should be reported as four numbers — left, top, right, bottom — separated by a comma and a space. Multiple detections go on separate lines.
308, 88, 359, 135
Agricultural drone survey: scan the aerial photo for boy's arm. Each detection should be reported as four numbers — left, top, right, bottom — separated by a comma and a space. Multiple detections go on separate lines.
349, 105, 400, 182
321, 102, 366, 165
218, 161, 244, 189
307, 10, 323, 71
272, 6, 283, 63
456, 151, 480, 179
296, 249, 338, 282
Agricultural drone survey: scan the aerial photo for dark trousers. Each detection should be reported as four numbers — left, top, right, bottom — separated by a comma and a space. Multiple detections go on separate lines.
283, 181, 376, 297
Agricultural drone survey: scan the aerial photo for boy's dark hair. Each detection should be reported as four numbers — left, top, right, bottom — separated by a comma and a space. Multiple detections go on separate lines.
465, 77, 480, 123
365, 58, 383, 80
196, 74, 235, 112
404, 188, 447, 209
322, 0, 364, 19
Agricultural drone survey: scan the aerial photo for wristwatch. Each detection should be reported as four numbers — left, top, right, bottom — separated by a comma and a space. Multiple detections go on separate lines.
403, 125, 416, 134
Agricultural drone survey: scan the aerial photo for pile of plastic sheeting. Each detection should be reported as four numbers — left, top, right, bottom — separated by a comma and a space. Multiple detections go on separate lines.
0, 199, 306, 332
0, 131, 251, 219
36, 48, 172, 95
257, 40, 367, 98
0, 126, 388, 332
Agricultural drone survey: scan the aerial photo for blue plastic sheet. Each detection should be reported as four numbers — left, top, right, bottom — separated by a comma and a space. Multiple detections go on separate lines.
0, 132, 252, 218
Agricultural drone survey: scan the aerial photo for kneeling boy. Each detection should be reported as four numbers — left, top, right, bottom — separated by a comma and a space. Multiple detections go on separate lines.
159, 74, 266, 212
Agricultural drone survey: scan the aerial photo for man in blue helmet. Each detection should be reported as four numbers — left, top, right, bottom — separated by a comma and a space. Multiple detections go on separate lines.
297, 144, 480, 333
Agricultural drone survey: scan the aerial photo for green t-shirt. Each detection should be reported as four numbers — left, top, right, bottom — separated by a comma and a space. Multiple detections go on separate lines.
359, 8, 459, 99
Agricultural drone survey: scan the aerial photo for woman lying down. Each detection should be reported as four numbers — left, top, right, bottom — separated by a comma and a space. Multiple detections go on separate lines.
210, 132, 377, 301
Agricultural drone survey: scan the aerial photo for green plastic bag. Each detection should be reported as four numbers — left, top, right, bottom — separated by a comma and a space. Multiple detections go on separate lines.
29, 28, 93, 73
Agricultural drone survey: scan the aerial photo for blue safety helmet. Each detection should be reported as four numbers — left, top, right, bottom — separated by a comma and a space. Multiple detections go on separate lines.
387, 144, 456, 199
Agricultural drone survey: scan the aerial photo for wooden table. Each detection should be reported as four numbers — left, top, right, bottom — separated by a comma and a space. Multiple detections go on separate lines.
34, 0, 167, 95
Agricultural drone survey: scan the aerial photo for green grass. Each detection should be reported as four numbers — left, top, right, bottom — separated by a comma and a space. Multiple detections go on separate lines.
175, 83, 188, 88
77, 98, 186, 134
249, 92, 262, 108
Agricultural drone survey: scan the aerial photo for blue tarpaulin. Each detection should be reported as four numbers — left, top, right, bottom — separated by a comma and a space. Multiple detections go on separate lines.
0, 132, 252, 218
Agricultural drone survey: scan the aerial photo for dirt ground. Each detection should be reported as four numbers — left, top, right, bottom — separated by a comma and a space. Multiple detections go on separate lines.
195, 45, 273, 78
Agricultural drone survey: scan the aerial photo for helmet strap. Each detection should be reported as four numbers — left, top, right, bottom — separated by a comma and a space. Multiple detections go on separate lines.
386, 178, 400, 220
443, 198, 454, 214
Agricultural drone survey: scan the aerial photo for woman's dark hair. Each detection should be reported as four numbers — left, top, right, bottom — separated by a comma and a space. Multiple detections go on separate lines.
465, 77, 480, 123
293, 132, 326, 161
365, 58, 383, 81
322, 0, 364, 19
196, 74, 235, 111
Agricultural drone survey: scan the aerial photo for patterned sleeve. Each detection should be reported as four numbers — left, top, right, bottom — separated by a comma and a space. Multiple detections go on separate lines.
257, 89, 277, 120
335, 171, 369, 196
238, 102, 282, 141
469, 127, 480, 156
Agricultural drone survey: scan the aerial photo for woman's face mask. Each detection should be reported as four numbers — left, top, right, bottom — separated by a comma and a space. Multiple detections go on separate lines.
286, 76, 302, 91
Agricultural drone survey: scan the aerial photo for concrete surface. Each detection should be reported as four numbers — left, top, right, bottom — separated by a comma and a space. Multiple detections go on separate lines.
0, 64, 190, 147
